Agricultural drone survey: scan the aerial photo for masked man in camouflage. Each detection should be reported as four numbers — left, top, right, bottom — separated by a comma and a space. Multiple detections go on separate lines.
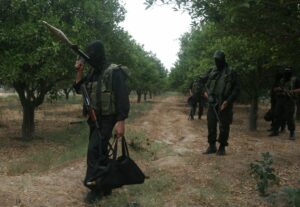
269, 67, 300, 140
202, 51, 240, 155
73, 41, 130, 203
188, 77, 206, 120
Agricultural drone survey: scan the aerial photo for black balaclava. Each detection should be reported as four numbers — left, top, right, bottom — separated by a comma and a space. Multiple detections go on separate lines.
85, 40, 107, 74
283, 67, 293, 81
214, 50, 226, 71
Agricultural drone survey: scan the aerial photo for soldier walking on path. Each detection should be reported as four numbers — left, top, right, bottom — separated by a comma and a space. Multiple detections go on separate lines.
201, 51, 240, 156
188, 78, 206, 120
269, 67, 300, 140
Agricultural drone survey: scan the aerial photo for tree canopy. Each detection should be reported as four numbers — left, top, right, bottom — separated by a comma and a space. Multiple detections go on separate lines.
0, 0, 167, 140
146, 0, 300, 130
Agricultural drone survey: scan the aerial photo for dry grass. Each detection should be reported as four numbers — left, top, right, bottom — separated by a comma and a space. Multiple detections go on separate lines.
0, 94, 299, 207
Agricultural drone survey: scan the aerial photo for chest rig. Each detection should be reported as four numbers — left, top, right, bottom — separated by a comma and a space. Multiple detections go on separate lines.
206, 67, 234, 101
87, 64, 128, 116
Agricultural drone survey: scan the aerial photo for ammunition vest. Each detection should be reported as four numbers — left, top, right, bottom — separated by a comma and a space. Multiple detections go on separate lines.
277, 76, 297, 99
206, 67, 235, 101
281, 76, 297, 91
192, 79, 204, 95
87, 64, 128, 116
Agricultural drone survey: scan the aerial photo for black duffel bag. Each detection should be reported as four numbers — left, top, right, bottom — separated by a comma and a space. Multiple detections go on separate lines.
92, 136, 145, 191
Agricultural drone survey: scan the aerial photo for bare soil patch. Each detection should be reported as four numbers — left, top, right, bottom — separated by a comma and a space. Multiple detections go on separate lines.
0, 95, 299, 207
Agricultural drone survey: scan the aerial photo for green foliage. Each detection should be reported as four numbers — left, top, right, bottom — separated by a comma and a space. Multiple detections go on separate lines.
250, 152, 279, 196
7, 123, 88, 175
95, 170, 174, 207
0, 0, 167, 139
280, 186, 300, 207
268, 183, 300, 207
147, 0, 300, 129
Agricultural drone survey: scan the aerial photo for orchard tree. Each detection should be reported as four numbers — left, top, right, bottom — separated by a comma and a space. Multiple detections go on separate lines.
0, 0, 125, 140
149, 0, 300, 130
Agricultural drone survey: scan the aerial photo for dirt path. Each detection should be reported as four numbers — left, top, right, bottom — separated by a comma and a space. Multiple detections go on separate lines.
0, 95, 299, 207
130, 96, 300, 207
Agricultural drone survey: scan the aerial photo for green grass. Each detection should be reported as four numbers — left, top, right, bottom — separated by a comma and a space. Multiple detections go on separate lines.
126, 129, 175, 161
127, 102, 153, 122
7, 124, 89, 175
45, 94, 83, 105
6, 100, 154, 175
95, 170, 174, 207
160, 91, 181, 97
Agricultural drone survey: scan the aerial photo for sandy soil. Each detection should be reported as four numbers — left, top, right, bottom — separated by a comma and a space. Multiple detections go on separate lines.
0, 95, 299, 207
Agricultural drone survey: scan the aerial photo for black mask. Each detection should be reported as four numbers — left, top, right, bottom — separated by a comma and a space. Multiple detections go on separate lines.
284, 71, 292, 81
85, 41, 106, 72
215, 58, 225, 71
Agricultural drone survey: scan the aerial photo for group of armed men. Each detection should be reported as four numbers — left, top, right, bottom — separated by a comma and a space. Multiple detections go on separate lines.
188, 51, 299, 157
72, 40, 299, 203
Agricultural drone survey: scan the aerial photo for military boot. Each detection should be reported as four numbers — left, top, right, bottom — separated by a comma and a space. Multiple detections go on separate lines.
103, 188, 112, 197
289, 131, 295, 140
216, 145, 226, 156
203, 144, 217, 154
84, 190, 103, 204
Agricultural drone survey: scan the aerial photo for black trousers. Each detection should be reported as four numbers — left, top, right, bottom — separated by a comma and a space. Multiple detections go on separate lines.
270, 98, 286, 131
273, 97, 296, 132
207, 104, 233, 146
84, 115, 117, 190
190, 96, 205, 118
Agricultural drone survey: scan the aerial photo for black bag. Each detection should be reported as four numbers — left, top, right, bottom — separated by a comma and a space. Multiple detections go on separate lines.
94, 136, 145, 191
117, 137, 145, 185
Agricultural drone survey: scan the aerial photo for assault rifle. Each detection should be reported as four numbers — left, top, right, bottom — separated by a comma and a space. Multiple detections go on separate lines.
275, 87, 294, 98
205, 85, 221, 122
42, 21, 101, 130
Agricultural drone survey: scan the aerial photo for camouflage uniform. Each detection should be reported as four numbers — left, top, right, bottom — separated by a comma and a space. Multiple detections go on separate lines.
202, 51, 239, 155
189, 78, 205, 119
270, 67, 300, 140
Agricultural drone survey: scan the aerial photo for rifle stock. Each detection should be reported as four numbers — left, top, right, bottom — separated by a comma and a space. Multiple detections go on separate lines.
81, 84, 99, 128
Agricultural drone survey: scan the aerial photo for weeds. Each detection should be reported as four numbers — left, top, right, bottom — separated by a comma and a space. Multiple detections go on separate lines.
6, 98, 153, 175
96, 170, 174, 207
126, 129, 174, 161
268, 184, 300, 207
126, 129, 148, 151
127, 102, 153, 122
7, 124, 88, 175
250, 152, 279, 196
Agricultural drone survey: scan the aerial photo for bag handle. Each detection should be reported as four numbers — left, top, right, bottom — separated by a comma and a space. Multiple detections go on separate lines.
109, 135, 130, 159
121, 136, 130, 157
112, 135, 119, 160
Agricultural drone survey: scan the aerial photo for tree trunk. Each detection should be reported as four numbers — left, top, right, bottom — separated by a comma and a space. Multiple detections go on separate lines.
14, 80, 50, 141
144, 92, 147, 101
137, 90, 142, 103
149, 91, 153, 99
22, 104, 35, 140
249, 95, 258, 131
